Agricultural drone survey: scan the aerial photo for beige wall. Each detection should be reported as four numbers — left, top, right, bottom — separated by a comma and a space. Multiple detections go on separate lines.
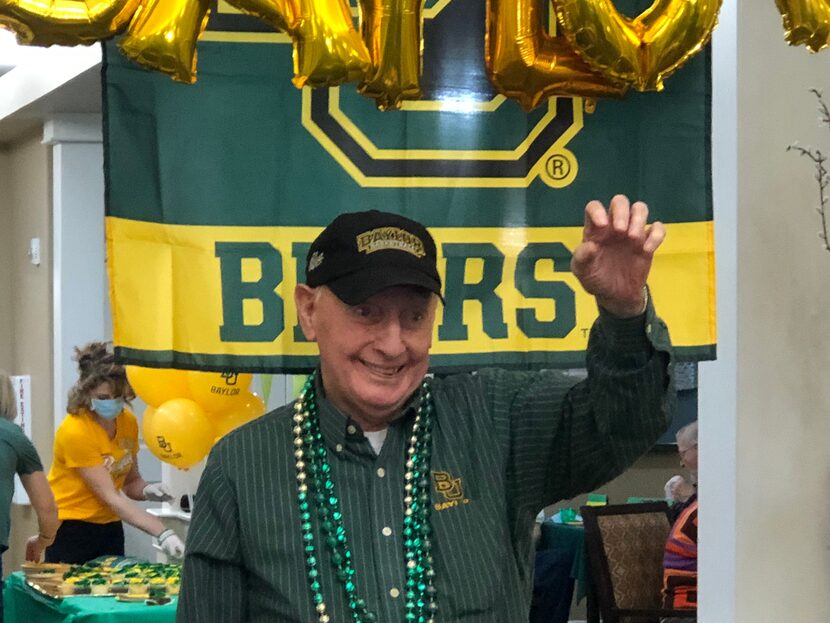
736, 2, 830, 620
557, 447, 682, 512
0, 131, 54, 574
0, 148, 12, 368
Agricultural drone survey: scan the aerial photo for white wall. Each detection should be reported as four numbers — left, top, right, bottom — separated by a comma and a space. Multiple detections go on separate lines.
730, 2, 830, 620
45, 115, 108, 430
0, 147, 12, 365
698, 0, 737, 619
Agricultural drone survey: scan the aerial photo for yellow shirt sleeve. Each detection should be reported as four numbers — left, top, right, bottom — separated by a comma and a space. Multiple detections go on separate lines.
55, 415, 105, 468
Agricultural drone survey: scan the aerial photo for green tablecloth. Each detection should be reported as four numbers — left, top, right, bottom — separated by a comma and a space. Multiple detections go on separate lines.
4, 572, 177, 623
539, 521, 589, 602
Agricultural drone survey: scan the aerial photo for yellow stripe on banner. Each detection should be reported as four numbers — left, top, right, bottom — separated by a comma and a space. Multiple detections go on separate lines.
200, 32, 291, 44
106, 218, 716, 358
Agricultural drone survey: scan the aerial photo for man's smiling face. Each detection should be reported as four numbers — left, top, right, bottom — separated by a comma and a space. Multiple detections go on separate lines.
295, 284, 437, 430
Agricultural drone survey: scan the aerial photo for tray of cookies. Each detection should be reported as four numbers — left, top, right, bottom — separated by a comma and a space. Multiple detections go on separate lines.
24, 556, 181, 600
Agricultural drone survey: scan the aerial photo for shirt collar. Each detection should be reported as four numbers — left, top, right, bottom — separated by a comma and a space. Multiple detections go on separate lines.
314, 370, 422, 451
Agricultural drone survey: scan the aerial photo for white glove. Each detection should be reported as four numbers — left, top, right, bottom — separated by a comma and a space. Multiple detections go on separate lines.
143, 482, 174, 502
157, 529, 185, 559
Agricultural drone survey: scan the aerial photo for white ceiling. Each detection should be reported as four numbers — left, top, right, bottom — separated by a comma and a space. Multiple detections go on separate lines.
0, 29, 54, 77
0, 31, 101, 145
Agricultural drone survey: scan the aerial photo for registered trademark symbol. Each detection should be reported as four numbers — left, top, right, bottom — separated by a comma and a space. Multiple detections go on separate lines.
545, 154, 571, 180
539, 150, 578, 187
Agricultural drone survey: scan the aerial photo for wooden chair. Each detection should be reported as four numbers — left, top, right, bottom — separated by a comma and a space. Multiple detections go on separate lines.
580, 502, 696, 623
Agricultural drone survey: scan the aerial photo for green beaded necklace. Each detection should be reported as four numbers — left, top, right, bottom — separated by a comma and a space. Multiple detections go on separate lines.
293, 371, 438, 623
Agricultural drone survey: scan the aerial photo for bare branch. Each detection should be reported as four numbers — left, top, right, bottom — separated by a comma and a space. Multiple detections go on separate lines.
812, 88, 830, 128
790, 89, 830, 253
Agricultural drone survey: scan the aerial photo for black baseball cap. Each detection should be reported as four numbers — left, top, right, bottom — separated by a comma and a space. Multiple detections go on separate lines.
305, 210, 443, 305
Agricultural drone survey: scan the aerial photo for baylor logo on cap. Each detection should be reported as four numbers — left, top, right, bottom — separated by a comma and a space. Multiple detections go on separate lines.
356, 227, 426, 257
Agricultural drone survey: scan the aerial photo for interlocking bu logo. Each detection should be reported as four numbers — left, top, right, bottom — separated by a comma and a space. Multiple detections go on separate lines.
212, 372, 242, 397
155, 435, 182, 459
220, 372, 239, 385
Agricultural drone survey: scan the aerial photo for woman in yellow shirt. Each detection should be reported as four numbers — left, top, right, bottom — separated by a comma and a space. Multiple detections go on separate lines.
45, 342, 184, 564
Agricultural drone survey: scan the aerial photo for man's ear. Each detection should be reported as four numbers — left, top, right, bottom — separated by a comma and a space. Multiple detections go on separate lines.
295, 284, 319, 342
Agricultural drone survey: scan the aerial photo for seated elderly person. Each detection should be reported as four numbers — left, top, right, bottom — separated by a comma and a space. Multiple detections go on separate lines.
661, 422, 698, 616
664, 421, 697, 521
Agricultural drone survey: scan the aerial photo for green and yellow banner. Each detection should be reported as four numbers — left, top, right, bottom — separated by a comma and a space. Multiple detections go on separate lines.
103, 0, 715, 372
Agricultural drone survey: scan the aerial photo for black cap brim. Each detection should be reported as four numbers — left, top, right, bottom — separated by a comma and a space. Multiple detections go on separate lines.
327, 264, 443, 305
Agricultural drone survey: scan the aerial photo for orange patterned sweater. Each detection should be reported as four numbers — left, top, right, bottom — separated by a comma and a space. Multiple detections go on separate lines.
661, 495, 698, 609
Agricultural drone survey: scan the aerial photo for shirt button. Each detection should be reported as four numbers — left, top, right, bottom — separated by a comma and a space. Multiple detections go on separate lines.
335, 443, 344, 453
376, 467, 386, 478
389, 587, 400, 598
382, 526, 392, 537
346, 425, 358, 435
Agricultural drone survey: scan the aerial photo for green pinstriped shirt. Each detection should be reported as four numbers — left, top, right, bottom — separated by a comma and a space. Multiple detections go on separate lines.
178, 303, 673, 622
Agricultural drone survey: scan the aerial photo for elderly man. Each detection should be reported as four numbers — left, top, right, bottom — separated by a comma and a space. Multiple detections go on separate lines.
178, 195, 673, 623
664, 421, 699, 518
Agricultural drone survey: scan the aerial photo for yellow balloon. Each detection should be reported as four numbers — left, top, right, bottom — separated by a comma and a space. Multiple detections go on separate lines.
485, 0, 628, 110
775, 0, 830, 52
125, 366, 191, 408
143, 399, 214, 469
187, 371, 253, 414
212, 392, 266, 440
554, 0, 723, 92
358, 0, 424, 110
226, 0, 371, 88
0, 0, 139, 46
118, 0, 211, 83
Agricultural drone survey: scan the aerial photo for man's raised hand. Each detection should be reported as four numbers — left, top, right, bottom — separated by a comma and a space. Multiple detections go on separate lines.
570, 194, 665, 317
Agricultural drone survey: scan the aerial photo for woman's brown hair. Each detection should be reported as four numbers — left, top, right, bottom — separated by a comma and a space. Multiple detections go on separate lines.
66, 342, 135, 415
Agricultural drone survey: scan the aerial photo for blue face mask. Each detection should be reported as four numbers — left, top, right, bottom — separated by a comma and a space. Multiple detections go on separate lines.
91, 398, 125, 420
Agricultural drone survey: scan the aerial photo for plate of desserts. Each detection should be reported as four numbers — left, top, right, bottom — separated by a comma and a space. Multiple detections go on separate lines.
24, 556, 180, 600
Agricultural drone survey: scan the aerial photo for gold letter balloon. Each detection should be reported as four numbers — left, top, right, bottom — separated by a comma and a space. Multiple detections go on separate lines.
775, 0, 830, 52
358, 0, 424, 110
0, 0, 139, 45
486, 0, 628, 110
0, 0, 726, 107
118, 0, 211, 83
227, 0, 371, 88
554, 0, 722, 91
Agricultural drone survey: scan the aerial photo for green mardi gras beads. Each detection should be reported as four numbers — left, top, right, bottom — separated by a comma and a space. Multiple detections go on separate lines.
294, 371, 437, 623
